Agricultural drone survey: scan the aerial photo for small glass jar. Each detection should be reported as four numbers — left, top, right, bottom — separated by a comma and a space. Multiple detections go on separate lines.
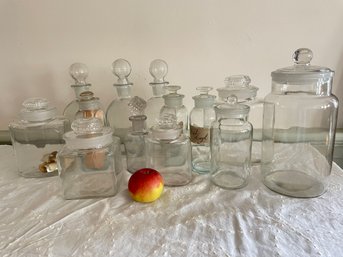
75, 91, 105, 124
146, 59, 169, 129
9, 98, 69, 178
64, 63, 92, 126
262, 48, 339, 198
217, 75, 263, 165
57, 118, 119, 199
190, 87, 216, 173
211, 96, 252, 189
124, 115, 148, 174
146, 114, 192, 186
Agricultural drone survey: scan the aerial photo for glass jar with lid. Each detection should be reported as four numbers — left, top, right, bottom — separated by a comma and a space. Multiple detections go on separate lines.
217, 75, 263, 165
190, 87, 216, 173
9, 97, 69, 178
262, 48, 339, 198
64, 63, 92, 125
75, 91, 105, 124
146, 59, 169, 129
57, 118, 119, 199
211, 96, 252, 189
146, 114, 192, 186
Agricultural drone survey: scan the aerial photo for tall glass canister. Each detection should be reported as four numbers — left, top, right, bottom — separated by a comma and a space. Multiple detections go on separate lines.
262, 48, 339, 198
190, 87, 216, 173
146, 59, 169, 129
64, 63, 92, 125
9, 98, 69, 178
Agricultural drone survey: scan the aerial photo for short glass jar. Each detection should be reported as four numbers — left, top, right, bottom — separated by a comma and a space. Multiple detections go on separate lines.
9, 98, 69, 178
57, 118, 119, 199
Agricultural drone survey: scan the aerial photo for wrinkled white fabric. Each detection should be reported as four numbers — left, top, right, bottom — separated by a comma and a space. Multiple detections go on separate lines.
0, 145, 343, 257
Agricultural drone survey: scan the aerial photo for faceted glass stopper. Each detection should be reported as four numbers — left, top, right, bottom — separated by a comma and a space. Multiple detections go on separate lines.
22, 98, 49, 110
112, 58, 132, 84
224, 75, 251, 88
158, 113, 177, 129
165, 85, 181, 94
69, 63, 89, 85
79, 91, 96, 101
71, 118, 103, 135
149, 59, 168, 83
293, 48, 313, 65
128, 96, 147, 116
196, 86, 213, 95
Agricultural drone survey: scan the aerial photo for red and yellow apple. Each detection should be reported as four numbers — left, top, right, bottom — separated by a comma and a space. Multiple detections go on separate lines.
128, 168, 164, 203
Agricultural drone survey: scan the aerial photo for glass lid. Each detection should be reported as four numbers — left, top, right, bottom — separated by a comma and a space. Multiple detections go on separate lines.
217, 75, 258, 101
215, 95, 250, 118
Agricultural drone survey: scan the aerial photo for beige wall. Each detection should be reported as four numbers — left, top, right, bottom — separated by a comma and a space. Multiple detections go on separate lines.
1, 0, 343, 129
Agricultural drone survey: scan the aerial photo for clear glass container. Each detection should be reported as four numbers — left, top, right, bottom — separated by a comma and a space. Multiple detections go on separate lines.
146, 114, 192, 186
124, 115, 148, 174
160, 85, 188, 133
190, 87, 216, 173
57, 118, 119, 199
217, 75, 263, 165
146, 59, 169, 129
211, 96, 252, 189
75, 91, 105, 124
64, 63, 92, 126
262, 48, 339, 198
9, 98, 69, 178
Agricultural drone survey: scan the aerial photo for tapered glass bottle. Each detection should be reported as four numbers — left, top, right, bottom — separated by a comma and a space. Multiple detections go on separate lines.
190, 87, 216, 173
146, 59, 169, 129
63, 63, 91, 126
160, 85, 188, 133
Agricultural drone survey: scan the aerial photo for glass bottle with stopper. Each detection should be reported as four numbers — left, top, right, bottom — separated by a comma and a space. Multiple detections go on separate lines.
57, 117, 119, 199
146, 114, 192, 186
262, 48, 338, 198
211, 95, 252, 189
217, 75, 263, 165
64, 63, 92, 125
9, 97, 69, 178
106, 59, 144, 142
190, 87, 216, 173
146, 59, 169, 129
124, 115, 148, 174
75, 91, 105, 124
160, 85, 188, 133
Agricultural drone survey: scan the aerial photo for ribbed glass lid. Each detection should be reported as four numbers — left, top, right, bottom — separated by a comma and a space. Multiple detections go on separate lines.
271, 48, 334, 83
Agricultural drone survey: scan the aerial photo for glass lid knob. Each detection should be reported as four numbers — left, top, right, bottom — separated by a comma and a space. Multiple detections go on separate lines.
165, 85, 181, 94
293, 48, 313, 65
112, 58, 132, 84
22, 97, 49, 110
226, 95, 238, 105
196, 86, 213, 95
149, 59, 168, 83
224, 75, 251, 87
69, 63, 89, 85
71, 118, 103, 135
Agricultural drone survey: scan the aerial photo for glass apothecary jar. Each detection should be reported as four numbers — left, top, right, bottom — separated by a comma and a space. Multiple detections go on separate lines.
75, 91, 105, 124
211, 96, 252, 189
57, 118, 119, 199
217, 75, 263, 164
146, 114, 192, 186
262, 48, 339, 198
9, 98, 69, 178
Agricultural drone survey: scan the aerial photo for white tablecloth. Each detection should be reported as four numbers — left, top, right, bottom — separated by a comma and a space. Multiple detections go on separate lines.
1, 145, 343, 257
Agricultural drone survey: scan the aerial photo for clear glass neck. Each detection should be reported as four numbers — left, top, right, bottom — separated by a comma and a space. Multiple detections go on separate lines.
151, 83, 166, 97
74, 85, 91, 99
115, 85, 132, 99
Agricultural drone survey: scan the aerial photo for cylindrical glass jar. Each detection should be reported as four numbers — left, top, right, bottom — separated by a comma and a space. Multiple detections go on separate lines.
57, 118, 119, 199
9, 98, 69, 178
262, 48, 339, 198
211, 96, 252, 189
146, 114, 192, 186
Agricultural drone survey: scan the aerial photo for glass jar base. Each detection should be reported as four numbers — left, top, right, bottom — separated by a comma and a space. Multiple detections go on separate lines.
211, 169, 248, 189
192, 161, 211, 174
161, 171, 192, 187
263, 170, 326, 198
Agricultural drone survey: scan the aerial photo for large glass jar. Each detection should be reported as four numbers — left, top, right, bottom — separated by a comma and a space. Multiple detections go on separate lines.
146, 114, 192, 186
262, 48, 339, 198
57, 118, 119, 199
217, 75, 263, 165
9, 98, 69, 178
211, 96, 252, 189
146, 59, 169, 129
64, 63, 92, 126
190, 87, 216, 173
